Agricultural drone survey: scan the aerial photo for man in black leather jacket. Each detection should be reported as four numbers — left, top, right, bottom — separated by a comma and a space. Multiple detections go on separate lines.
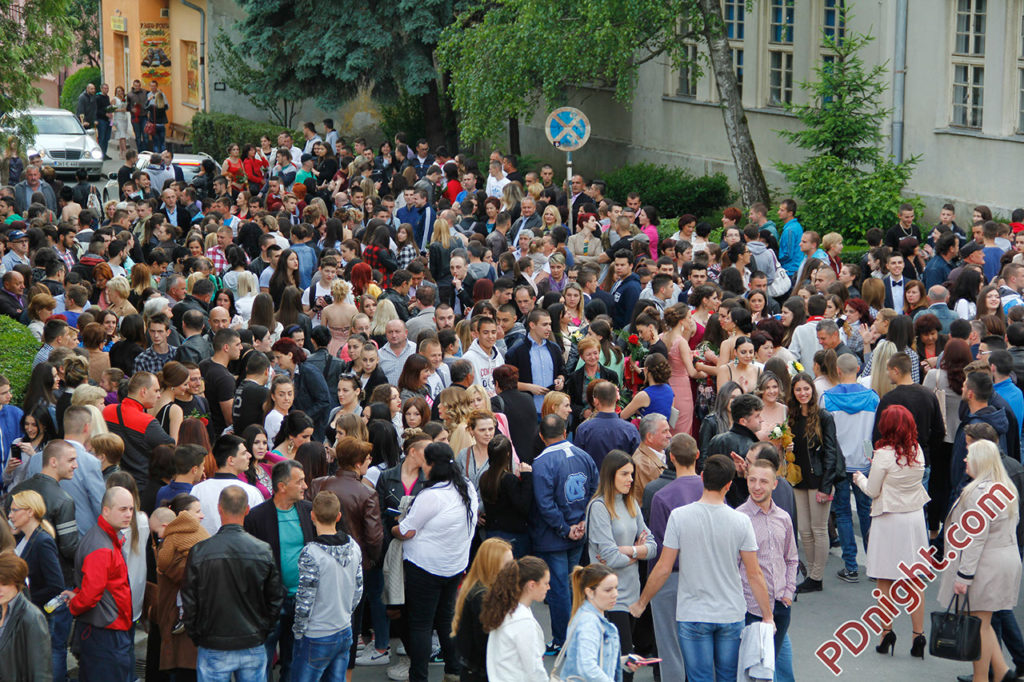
182, 485, 283, 676
705, 394, 764, 508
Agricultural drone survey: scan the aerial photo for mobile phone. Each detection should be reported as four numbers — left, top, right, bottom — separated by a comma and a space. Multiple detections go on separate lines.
627, 654, 662, 666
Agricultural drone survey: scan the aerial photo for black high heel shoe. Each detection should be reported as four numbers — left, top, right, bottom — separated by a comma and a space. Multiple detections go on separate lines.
910, 632, 926, 658
876, 630, 896, 655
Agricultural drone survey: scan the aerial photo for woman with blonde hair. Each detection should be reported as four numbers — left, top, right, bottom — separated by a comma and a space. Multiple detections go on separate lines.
452, 537, 515, 682
71, 383, 108, 410
105, 276, 138, 318
438, 386, 473, 455
859, 340, 898, 397
321, 278, 358, 356
938, 438, 1020, 682
7, 489, 65, 677
540, 204, 563, 234
368, 297, 399, 342
234, 271, 260, 322
465, 384, 517, 459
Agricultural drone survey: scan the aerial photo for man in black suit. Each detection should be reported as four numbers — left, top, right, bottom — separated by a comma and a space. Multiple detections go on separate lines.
568, 174, 589, 230
447, 254, 477, 318
883, 252, 907, 311
0, 270, 25, 321
157, 186, 191, 232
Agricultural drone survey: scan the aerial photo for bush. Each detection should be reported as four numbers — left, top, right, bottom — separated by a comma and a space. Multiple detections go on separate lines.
59, 67, 101, 114
189, 112, 301, 159
602, 163, 734, 220
0, 317, 40, 405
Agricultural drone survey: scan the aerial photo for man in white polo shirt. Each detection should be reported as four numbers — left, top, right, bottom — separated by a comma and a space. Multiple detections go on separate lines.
190, 434, 264, 535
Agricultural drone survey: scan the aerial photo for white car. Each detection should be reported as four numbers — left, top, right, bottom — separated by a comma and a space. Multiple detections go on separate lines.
102, 150, 216, 203
2, 107, 104, 178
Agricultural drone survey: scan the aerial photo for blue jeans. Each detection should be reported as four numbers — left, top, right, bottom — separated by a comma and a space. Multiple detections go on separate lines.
132, 119, 147, 151
833, 470, 873, 572
265, 594, 296, 682
150, 124, 166, 153
76, 625, 133, 682
96, 119, 111, 157
48, 604, 71, 682
676, 620, 744, 682
363, 568, 390, 650
536, 544, 584, 646
993, 610, 1024, 668
487, 529, 532, 558
197, 645, 267, 682
746, 601, 792, 672
776, 633, 795, 682
291, 628, 352, 682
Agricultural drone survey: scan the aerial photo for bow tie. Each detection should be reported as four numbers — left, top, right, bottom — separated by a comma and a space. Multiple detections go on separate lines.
892, 280, 903, 286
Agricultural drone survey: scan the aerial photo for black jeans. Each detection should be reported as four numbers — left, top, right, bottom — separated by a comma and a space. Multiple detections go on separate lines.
265, 594, 296, 682
404, 561, 461, 682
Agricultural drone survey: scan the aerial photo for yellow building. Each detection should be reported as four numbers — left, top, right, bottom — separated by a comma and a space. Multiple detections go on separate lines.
100, 0, 207, 127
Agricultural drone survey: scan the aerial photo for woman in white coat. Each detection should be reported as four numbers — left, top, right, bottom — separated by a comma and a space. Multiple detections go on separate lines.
481, 556, 550, 682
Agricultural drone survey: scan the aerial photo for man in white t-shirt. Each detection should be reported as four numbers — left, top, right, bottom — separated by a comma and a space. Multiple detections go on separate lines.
484, 160, 509, 199
190, 434, 264, 535
631, 454, 775, 682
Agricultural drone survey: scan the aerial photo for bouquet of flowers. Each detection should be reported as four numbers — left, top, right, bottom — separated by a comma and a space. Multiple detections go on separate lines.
618, 332, 649, 405
789, 360, 804, 376
769, 423, 800, 485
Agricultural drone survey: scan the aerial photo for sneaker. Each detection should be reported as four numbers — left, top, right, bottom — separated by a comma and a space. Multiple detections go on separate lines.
795, 577, 823, 594
836, 568, 860, 583
171, 619, 185, 635
544, 641, 562, 657
386, 658, 410, 681
356, 638, 367, 653
396, 642, 407, 656
355, 648, 390, 666
428, 652, 444, 665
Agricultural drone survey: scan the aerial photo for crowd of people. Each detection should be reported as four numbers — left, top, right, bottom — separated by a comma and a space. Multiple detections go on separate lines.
1, 116, 1024, 682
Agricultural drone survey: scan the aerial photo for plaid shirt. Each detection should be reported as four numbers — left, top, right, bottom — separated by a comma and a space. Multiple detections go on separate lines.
56, 246, 76, 269
206, 246, 228, 275
133, 346, 178, 374
396, 244, 418, 270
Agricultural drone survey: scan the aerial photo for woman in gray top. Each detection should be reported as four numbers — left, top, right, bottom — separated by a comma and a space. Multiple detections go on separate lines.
585, 450, 658, 673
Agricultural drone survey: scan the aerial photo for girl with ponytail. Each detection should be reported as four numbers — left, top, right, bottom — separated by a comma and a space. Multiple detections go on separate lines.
451, 537, 513, 682
481, 556, 550, 681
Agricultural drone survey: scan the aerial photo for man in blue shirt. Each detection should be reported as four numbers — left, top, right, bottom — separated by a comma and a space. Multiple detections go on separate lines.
531, 414, 598, 654
990, 351, 1024, 445
777, 199, 803, 277
922, 233, 959, 289
575, 381, 641, 469
504, 309, 565, 412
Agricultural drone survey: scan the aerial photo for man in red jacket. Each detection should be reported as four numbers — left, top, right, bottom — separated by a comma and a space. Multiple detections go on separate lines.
62, 484, 136, 681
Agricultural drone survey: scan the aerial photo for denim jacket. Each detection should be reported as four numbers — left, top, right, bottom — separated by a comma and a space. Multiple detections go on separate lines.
560, 601, 621, 682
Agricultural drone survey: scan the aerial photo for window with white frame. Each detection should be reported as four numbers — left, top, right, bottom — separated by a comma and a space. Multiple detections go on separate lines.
724, 0, 745, 96
823, 0, 846, 43
951, 0, 985, 128
676, 43, 700, 98
1018, 5, 1024, 132
768, 0, 795, 106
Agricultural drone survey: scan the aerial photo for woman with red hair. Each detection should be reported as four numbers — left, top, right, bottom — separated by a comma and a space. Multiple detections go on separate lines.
350, 262, 380, 299
853, 404, 929, 657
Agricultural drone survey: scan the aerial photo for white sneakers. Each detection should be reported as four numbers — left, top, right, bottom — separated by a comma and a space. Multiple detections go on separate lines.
355, 647, 390, 666
386, 657, 410, 681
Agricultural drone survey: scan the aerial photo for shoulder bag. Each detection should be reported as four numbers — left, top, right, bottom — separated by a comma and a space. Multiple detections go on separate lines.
766, 250, 792, 298
929, 591, 982, 661
549, 615, 605, 682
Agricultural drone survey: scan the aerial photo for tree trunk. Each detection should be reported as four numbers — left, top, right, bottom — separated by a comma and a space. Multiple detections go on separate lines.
421, 80, 446, 150
508, 117, 521, 156
697, 0, 770, 206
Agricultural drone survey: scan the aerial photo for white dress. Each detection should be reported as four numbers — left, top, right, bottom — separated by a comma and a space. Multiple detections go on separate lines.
111, 97, 130, 141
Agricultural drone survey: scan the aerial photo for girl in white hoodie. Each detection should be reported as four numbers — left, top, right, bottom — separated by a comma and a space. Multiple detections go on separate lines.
481, 556, 550, 682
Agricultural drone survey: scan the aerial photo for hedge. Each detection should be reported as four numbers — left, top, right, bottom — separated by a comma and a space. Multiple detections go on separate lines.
59, 67, 101, 114
602, 163, 734, 220
189, 112, 302, 159
0, 316, 41, 405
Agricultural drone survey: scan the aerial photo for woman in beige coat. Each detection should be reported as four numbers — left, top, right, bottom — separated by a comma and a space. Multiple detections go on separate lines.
938, 439, 1021, 682
853, 404, 929, 657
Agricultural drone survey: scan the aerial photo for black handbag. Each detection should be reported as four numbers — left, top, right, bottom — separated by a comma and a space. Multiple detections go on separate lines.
930, 592, 982, 661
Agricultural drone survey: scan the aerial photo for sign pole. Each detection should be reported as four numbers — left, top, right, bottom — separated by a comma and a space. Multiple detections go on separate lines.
566, 150, 573, 203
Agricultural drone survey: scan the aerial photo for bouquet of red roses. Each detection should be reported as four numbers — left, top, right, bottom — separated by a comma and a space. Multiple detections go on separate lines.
618, 332, 649, 404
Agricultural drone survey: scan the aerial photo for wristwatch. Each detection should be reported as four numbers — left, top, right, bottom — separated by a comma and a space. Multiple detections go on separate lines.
632, 546, 638, 559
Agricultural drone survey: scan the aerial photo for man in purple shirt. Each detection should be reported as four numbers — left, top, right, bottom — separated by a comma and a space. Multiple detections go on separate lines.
574, 381, 640, 469
739, 457, 798, 679
647, 434, 703, 682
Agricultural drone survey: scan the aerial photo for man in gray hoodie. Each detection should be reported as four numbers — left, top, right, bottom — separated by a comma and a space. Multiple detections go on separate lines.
292, 491, 364, 680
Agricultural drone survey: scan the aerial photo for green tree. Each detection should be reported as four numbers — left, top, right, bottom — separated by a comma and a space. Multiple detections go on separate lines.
0, 0, 77, 138
70, 0, 100, 67
215, 0, 456, 146
437, 0, 769, 205
211, 30, 304, 127
775, 19, 920, 241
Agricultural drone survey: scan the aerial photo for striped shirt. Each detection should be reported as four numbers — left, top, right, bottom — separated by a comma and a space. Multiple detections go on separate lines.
737, 497, 799, 617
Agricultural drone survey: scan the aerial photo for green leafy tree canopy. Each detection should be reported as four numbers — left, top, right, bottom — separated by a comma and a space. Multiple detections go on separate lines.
775, 19, 921, 241
0, 0, 77, 139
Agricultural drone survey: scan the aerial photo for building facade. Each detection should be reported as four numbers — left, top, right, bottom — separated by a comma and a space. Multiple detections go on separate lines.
100, 0, 208, 127
520, 0, 1024, 219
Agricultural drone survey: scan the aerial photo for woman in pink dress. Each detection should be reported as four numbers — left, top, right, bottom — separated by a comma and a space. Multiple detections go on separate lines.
661, 303, 704, 436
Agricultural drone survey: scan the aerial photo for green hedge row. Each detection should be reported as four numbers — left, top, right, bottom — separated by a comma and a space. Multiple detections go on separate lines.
59, 67, 101, 114
602, 163, 735, 220
189, 112, 302, 159
0, 316, 40, 405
